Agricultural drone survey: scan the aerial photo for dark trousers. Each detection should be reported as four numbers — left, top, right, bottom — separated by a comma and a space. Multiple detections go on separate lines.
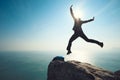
67, 31, 100, 51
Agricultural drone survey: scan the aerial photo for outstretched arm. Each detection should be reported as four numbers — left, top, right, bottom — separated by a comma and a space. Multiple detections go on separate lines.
82, 17, 94, 23
70, 5, 76, 21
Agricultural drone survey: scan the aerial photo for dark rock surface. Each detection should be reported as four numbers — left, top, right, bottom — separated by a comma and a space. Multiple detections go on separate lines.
47, 56, 120, 80
52, 56, 64, 61
114, 70, 120, 80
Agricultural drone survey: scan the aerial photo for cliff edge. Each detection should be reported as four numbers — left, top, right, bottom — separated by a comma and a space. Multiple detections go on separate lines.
47, 56, 120, 80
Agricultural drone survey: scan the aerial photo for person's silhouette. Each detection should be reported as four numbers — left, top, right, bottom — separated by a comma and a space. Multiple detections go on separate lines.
66, 5, 103, 55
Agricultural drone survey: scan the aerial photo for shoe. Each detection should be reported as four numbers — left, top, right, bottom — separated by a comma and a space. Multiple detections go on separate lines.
67, 50, 72, 55
99, 42, 103, 48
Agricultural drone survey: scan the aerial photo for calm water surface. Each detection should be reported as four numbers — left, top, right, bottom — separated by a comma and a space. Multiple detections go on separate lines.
0, 51, 120, 80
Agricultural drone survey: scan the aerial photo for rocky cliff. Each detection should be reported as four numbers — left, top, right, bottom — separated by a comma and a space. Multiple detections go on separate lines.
47, 56, 120, 80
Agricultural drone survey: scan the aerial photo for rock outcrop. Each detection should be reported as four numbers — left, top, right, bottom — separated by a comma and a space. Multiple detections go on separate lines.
47, 56, 120, 80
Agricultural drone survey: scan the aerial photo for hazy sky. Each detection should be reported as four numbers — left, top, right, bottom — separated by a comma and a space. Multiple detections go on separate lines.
0, 0, 120, 52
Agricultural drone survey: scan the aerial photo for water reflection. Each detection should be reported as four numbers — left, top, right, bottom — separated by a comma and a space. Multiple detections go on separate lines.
65, 51, 95, 64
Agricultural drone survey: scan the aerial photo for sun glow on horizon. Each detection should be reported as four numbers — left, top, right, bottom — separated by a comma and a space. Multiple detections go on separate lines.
65, 51, 95, 64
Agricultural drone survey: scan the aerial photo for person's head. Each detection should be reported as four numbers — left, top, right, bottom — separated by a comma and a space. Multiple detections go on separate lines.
75, 18, 82, 23
78, 18, 81, 21
76, 18, 81, 21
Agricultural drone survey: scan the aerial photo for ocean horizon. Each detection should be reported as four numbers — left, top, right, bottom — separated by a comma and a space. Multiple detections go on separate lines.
0, 51, 120, 80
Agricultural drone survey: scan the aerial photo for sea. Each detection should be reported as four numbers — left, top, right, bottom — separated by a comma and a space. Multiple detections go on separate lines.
0, 51, 120, 80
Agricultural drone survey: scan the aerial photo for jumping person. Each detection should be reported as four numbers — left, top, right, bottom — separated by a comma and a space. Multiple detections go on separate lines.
66, 5, 103, 55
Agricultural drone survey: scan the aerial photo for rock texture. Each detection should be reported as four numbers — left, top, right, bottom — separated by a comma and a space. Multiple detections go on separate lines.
114, 70, 120, 80
47, 56, 120, 80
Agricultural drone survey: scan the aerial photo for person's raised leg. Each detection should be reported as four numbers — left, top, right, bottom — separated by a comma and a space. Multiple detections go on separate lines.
80, 33, 103, 48
67, 33, 79, 55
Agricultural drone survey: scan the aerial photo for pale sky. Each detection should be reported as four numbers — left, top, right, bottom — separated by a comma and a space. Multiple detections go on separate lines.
0, 0, 120, 53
